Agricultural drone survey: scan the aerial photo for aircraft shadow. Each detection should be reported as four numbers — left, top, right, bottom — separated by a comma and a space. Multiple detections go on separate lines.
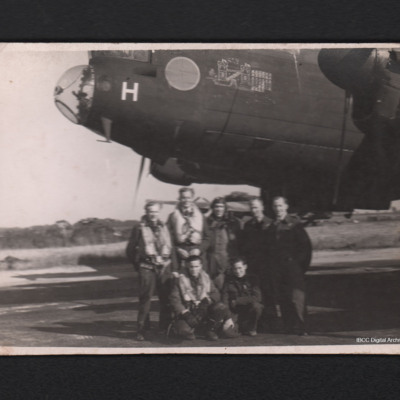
34, 320, 137, 341
33, 320, 180, 346
16, 271, 109, 281
5, 258, 400, 343
73, 301, 138, 314
305, 269, 400, 335
0, 269, 137, 306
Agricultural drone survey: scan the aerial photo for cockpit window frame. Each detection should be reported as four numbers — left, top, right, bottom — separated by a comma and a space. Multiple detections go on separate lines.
54, 65, 95, 125
89, 50, 152, 63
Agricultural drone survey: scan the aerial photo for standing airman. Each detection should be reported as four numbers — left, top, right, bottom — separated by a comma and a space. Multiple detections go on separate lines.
126, 201, 173, 341
206, 197, 241, 290
266, 196, 312, 335
167, 187, 210, 272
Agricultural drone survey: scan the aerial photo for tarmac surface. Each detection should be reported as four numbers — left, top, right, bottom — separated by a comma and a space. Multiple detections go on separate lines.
1, 248, 400, 353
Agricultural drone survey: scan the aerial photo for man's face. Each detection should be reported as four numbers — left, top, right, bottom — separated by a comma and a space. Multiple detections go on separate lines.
188, 260, 202, 278
233, 261, 247, 278
272, 198, 288, 220
179, 190, 194, 209
212, 203, 225, 218
250, 200, 264, 220
146, 204, 160, 223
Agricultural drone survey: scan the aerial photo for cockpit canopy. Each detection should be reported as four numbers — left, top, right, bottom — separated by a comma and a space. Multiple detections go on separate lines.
54, 65, 95, 124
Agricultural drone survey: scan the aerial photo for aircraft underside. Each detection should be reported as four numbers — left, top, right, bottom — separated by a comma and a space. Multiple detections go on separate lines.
53, 48, 400, 212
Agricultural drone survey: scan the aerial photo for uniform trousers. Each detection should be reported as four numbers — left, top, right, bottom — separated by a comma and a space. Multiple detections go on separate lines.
245, 257, 277, 324
173, 302, 231, 338
138, 266, 172, 331
233, 301, 264, 332
270, 260, 306, 332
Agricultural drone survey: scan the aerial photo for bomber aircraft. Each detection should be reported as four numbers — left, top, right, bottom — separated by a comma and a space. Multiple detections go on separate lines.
53, 47, 400, 213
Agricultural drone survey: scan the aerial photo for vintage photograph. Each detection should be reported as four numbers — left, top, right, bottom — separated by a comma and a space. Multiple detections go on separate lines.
1, 43, 400, 354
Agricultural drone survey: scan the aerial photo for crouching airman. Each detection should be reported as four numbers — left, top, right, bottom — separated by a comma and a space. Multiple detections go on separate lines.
222, 257, 264, 336
168, 256, 238, 341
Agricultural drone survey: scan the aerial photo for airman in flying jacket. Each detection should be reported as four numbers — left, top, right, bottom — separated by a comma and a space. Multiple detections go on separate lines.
126, 201, 173, 341
169, 256, 237, 341
206, 197, 241, 291
167, 187, 210, 272
266, 197, 312, 335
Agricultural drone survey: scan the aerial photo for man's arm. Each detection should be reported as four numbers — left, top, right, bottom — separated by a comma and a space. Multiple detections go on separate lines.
166, 214, 179, 273
239, 221, 250, 258
170, 281, 200, 328
169, 279, 186, 315
250, 280, 263, 303
227, 217, 242, 258
125, 223, 140, 270
208, 280, 221, 304
221, 281, 231, 306
166, 213, 175, 242
201, 215, 210, 253
294, 224, 312, 272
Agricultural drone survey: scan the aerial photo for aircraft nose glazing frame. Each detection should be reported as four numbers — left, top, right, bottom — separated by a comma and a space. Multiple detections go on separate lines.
54, 65, 95, 124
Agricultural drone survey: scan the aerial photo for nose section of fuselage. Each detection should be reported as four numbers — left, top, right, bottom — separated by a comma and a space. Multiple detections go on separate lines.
54, 65, 95, 124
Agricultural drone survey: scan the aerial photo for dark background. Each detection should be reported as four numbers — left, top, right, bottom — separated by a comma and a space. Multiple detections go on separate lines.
1, 356, 400, 399
1, 0, 400, 398
1, 0, 400, 41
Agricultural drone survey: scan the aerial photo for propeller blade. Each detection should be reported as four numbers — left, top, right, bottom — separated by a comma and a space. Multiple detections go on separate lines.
337, 123, 398, 210
332, 91, 351, 206
336, 54, 400, 210
133, 156, 146, 209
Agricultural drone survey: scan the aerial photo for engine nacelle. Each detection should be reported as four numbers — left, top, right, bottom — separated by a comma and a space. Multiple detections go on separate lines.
319, 49, 400, 210
150, 158, 193, 186
318, 48, 380, 92
318, 48, 400, 127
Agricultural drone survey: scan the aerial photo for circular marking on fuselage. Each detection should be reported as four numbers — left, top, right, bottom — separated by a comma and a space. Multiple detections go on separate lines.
165, 57, 201, 91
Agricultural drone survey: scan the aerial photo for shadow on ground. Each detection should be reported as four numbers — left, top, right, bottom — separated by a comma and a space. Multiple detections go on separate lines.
306, 268, 400, 335
33, 320, 184, 346
1, 263, 137, 306
5, 258, 400, 345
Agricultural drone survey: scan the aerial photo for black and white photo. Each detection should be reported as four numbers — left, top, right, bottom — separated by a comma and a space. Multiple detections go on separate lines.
1, 43, 400, 354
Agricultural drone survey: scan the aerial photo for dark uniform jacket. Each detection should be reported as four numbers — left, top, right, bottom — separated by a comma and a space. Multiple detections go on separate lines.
266, 215, 312, 272
206, 214, 241, 278
240, 215, 272, 276
222, 274, 262, 309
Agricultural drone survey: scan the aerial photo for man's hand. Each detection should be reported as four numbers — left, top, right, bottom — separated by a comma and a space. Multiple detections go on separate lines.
199, 298, 210, 308
177, 248, 190, 259
223, 318, 234, 331
196, 298, 210, 319
234, 296, 252, 306
182, 311, 199, 328
190, 248, 201, 256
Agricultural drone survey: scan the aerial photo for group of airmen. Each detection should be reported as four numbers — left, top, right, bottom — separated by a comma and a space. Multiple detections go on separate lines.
126, 187, 312, 342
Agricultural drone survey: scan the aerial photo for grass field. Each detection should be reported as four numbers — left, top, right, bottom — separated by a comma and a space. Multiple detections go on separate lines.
308, 219, 400, 250
0, 242, 127, 271
0, 217, 399, 271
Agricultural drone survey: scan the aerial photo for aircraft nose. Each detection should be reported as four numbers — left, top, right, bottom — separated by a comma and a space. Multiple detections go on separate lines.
54, 65, 95, 124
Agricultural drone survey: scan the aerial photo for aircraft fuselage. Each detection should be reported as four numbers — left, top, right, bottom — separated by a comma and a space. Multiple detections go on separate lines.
54, 48, 400, 211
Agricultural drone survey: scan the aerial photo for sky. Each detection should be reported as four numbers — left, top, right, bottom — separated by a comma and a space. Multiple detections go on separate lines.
0, 46, 258, 228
